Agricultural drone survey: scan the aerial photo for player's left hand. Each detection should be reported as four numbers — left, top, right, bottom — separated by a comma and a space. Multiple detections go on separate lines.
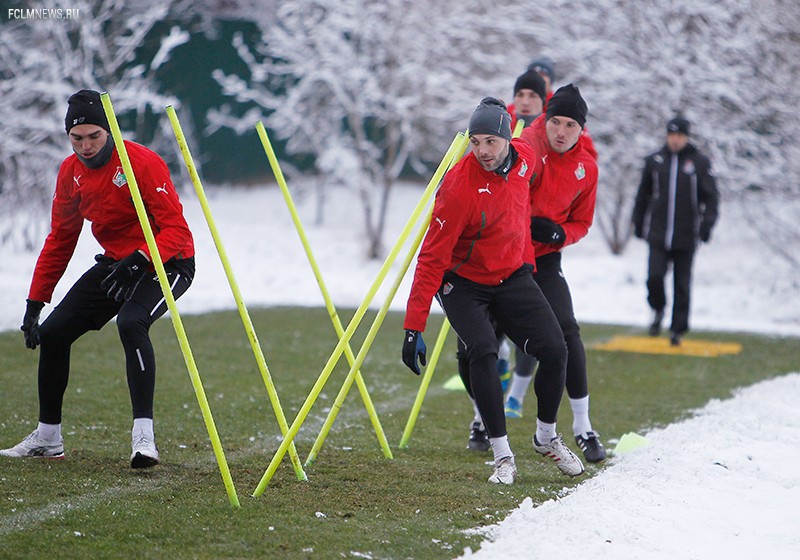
530, 217, 565, 244
402, 329, 427, 375
20, 299, 45, 350
101, 250, 150, 302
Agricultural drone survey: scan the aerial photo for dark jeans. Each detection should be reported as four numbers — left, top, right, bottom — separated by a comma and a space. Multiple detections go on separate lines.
37, 255, 194, 423
441, 265, 567, 438
646, 245, 695, 334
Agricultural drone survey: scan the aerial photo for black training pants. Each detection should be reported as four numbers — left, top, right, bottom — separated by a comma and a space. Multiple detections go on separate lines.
646, 244, 695, 335
37, 255, 194, 424
512, 252, 589, 399
441, 265, 567, 439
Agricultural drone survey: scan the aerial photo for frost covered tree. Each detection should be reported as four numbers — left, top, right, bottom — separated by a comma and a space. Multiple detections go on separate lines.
211, 0, 547, 258
511, 0, 800, 262
214, 0, 799, 267
0, 0, 194, 249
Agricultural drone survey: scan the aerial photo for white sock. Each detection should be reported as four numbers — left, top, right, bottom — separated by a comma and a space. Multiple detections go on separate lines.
133, 418, 154, 435
570, 395, 592, 435
489, 435, 513, 463
471, 399, 483, 427
38, 422, 61, 442
535, 419, 557, 444
507, 373, 533, 403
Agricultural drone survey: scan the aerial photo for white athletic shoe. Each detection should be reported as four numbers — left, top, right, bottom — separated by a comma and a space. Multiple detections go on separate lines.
130, 429, 159, 469
0, 429, 64, 459
488, 456, 517, 484
533, 434, 585, 477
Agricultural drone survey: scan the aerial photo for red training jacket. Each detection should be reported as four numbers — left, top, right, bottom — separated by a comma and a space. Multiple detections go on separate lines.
520, 115, 598, 259
403, 138, 541, 332
29, 140, 194, 303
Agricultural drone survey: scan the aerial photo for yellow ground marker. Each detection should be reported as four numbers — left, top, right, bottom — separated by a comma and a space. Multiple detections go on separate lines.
613, 432, 650, 454
593, 336, 742, 357
442, 374, 467, 392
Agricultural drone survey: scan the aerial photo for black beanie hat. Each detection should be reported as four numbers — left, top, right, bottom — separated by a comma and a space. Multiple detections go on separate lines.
513, 70, 547, 102
667, 116, 690, 135
468, 97, 512, 141
65, 89, 109, 133
545, 83, 588, 128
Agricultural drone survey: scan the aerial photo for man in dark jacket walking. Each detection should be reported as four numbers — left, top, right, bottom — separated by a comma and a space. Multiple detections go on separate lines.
632, 116, 719, 345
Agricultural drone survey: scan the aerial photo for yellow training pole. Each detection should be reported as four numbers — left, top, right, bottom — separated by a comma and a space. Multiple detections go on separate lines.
254, 123, 392, 464
399, 317, 451, 448
252, 132, 465, 496
100, 93, 239, 508
309, 134, 470, 458
398, 117, 526, 447
513, 118, 525, 138
166, 107, 307, 482
308, 209, 435, 461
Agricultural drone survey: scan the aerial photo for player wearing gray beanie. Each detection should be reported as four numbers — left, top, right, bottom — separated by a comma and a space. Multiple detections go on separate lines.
468, 97, 512, 141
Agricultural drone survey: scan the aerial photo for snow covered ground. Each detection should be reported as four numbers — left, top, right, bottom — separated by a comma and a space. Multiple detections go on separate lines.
458, 372, 800, 559
1, 182, 798, 558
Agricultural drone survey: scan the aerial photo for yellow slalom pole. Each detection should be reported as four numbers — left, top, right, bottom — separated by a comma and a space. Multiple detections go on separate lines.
513, 118, 525, 138
399, 317, 451, 448
254, 123, 392, 464
166, 107, 307, 482
398, 116, 526, 448
252, 132, 465, 496
100, 93, 239, 508
307, 208, 435, 462
308, 134, 470, 460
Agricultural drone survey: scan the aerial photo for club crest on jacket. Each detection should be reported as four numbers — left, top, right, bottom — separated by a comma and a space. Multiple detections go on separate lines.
112, 167, 127, 188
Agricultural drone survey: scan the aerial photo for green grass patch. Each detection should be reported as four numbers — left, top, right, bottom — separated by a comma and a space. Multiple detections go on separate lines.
1, 307, 797, 559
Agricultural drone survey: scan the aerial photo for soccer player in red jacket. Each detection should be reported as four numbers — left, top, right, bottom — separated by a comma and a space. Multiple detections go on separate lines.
402, 98, 584, 484
507, 84, 606, 462
0, 90, 195, 469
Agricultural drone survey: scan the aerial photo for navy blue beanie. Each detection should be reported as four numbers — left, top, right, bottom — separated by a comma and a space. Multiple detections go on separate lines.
667, 116, 690, 135
528, 56, 556, 82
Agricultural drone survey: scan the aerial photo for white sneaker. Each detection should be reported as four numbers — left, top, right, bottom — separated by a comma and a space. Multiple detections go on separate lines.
0, 429, 64, 459
488, 456, 516, 484
130, 430, 159, 469
533, 434, 585, 477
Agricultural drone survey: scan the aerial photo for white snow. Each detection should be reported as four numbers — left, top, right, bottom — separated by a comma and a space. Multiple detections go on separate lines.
1, 181, 798, 559
458, 372, 800, 559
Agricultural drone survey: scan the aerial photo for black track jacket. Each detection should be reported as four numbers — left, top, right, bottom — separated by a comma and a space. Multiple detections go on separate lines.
632, 143, 719, 251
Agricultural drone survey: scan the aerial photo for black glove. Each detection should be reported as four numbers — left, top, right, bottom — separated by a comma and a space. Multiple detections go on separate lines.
21, 299, 45, 350
699, 223, 712, 243
530, 217, 566, 244
101, 251, 150, 302
633, 224, 644, 239
402, 329, 427, 375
